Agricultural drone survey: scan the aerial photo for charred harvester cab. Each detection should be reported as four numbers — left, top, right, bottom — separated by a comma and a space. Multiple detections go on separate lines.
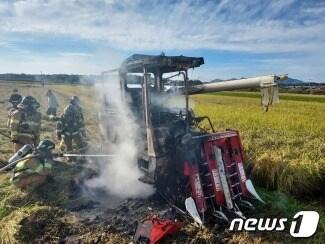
104, 54, 287, 224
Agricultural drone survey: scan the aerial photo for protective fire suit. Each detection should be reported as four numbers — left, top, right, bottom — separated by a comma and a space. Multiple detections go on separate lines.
11, 154, 52, 190
70, 96, 85, 125
56, 105, 88, 153
7, 93, 22, 128
7, 107, 17, 128
10, 109, 41, 152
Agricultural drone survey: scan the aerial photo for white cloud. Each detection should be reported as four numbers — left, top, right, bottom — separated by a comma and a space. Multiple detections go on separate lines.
0, 45, 126, 74
59, 52, 93, 57
0, 0, 323, 53
0, 0, 324, 80
254, 54, 325, 82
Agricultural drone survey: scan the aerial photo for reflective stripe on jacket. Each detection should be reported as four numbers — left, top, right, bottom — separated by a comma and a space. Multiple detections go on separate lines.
56, 107, 84, 137
10, 110, 41, 140
7, 107, 17, 128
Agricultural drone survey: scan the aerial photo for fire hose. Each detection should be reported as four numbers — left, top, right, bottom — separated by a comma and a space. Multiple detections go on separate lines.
61, 153, 115, 157
0, 152, 114, 172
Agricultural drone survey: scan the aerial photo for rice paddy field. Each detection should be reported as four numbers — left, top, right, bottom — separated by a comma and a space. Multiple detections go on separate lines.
193, 92, 325, 198
194, 92, 325, 243
0, 82, 324, 243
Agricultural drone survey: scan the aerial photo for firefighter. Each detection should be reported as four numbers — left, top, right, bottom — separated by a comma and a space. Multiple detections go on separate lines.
56, 104, 88, 154
70, 95, 85, 123
70, 95, 87, 138
46, 89, 59, 117
9, 96, 42, 152
7, 93, 22, 128
11, 140, 54, 190
8, 89, 22, 112
70, 95, 81, 108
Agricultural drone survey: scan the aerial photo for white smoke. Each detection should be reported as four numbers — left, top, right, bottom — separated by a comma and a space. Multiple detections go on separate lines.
151, 92, 191, 110
86, 74, 155, 199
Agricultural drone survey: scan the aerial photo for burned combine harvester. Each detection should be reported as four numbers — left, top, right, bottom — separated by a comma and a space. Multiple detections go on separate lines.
109, 54, 287, 224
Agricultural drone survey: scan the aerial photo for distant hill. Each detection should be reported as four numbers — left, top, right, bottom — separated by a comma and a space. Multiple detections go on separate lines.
0, 73, 101, 84
279, 78, 305, 86
0, 73, 82, 84
209, 78, 223, 83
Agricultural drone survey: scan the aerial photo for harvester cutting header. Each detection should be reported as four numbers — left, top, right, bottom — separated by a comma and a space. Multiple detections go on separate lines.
103, 53, 287, 224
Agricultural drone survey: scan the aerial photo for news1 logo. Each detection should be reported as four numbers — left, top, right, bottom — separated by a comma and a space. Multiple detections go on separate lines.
290, 211, 319, 238
229, 211, 319, 238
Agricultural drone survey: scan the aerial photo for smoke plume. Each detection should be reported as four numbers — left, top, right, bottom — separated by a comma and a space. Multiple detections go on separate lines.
86, 74, 155, 199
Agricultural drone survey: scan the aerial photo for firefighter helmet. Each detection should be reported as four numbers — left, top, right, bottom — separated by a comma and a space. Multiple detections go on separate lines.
70, 96, 80, 106
37, 140, 55, 152
17, 96, 40, 110
9, 94, 22, 105
36, 140, 55, 159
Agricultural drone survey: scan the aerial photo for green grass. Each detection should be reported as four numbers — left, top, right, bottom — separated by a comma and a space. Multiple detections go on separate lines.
255, 188, 325, 244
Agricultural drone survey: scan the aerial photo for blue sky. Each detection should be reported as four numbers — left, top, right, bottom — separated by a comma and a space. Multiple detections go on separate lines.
0, 0, 324, 82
